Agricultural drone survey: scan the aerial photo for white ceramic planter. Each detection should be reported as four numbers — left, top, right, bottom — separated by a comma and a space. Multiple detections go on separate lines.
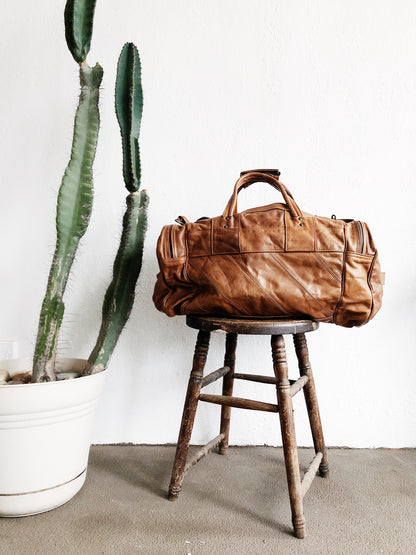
0, 358, 105, 517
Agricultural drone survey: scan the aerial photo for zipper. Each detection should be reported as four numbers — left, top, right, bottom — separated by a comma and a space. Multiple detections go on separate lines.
168, 225, 174, 258
356, 221, 365, 254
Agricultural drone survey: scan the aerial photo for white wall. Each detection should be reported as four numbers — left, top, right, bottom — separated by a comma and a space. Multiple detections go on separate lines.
0, 1, 415, 447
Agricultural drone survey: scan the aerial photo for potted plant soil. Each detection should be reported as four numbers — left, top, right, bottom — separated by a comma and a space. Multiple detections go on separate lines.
0, 0, 147, 516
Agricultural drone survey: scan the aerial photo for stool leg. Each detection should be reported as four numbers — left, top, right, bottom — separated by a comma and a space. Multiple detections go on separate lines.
219, 333, 238, 455
293, 333, 329, 477
168, 330, 210, 501
272, 334, 305, 539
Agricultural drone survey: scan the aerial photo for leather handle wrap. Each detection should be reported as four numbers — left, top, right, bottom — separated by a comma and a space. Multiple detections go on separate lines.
240, 168, 281, 177
223, 171, 303, 219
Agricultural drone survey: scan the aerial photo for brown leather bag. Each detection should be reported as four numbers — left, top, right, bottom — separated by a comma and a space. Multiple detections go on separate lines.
153, 170, 383, 327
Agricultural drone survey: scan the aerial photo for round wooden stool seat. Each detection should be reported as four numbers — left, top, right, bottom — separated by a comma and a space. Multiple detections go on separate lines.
186, 315, 318, 335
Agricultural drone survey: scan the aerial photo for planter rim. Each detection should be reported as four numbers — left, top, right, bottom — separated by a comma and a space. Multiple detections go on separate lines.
0, 357, 105, 389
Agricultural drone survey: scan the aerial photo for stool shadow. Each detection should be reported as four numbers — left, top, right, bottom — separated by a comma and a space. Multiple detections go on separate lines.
89, 446, 173, 499
189, 472, 292, 535
88, 446, 303, 537
183, 448, 293, 535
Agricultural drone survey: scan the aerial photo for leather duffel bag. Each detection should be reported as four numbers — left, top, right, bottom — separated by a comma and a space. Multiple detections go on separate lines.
153, 170, 383, 327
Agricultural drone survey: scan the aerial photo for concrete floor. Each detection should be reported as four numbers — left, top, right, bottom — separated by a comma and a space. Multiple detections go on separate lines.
0, 446, 415, 554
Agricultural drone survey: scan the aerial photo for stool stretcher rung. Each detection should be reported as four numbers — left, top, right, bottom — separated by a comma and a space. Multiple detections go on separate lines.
301, 452, 323, 498
234, 373, 276, 385
201, 366, 230, 388
184, 434, 225, 474
290, 375, 309, 397
199, 393, 278, 413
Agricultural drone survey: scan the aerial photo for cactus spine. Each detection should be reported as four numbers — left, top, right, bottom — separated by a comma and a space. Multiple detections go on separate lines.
83, 43, 148, 375
32, 0, 101, 382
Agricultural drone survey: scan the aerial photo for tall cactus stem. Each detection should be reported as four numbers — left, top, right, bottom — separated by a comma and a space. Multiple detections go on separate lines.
83, 190, 149, 375
83, 42, 147, 376
32, 63, 103, 383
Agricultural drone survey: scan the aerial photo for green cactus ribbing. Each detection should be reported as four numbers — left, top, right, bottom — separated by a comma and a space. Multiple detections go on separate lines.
83, 190, 148, 374
32, 63, 103, 383
115, 43, 143, 192
83, 43, 147, 375
65, 0, 97, 63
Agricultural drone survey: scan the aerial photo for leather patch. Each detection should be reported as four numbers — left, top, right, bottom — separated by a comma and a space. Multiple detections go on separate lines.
240, 208, 285, 252
315, 217, 345, 252
285, 212, 315, 251
212, 215, 240, 254
186, 220, 212, 257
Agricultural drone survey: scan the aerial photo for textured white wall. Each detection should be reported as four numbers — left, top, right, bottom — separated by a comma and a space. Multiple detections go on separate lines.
0, 1, 414, 447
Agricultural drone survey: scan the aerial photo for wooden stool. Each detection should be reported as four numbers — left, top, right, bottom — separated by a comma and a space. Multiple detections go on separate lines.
168, 316, 329, 539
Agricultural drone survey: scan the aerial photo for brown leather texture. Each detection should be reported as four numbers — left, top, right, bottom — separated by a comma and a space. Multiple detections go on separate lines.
153, 170, 383, 327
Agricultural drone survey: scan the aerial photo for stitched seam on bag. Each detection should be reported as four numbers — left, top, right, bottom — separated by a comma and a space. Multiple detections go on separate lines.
179, 293, 198, 315
334, 222, 347, 323
186, 249, 344, 259
156, 269, 174, 312
226, 255, 288, 314
312, 253, 342, 283
184, 226, 190, 281
270, 253, 332, 316
284, 211, 287, 251
238, 213, 241, 253
210, 218, 213, 256
161, 290, 173, 312
188, 259, 251, 316
245, 205, 288, 215
345, 252, 373, 259
365, 251, 377, 324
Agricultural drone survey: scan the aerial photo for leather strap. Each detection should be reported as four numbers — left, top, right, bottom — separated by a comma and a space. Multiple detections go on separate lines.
223, 171, 303, 220
240, 169, 281, 178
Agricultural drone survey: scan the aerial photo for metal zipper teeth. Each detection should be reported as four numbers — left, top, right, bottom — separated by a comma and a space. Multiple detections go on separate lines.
356, 221, 364, 254
168, 225, 174, 258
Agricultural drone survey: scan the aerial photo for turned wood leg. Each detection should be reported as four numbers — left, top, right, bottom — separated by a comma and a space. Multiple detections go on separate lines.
168, 330, 210, 500
293, 333, 329, 477
272, 334, 305, 539
219, 333, 238, 455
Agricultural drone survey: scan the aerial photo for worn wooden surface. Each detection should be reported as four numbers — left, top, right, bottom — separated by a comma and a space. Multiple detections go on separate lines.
199, 393, 278, 413
272, 334, 306, 539
293, 333, 329, 477
187, 315, 318, 335
234, 372, 277, 384
290, 375, 309, 397
219, 333, 238, 455
184, 434, 224, 474
168, 330, 210, 501
201, 366, 230, 389
301, 452, 323, 498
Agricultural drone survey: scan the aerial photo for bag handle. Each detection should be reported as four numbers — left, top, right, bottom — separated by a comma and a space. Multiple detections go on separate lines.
222, 170, 303, 220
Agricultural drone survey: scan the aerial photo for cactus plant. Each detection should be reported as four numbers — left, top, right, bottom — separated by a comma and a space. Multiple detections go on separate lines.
83, 43, 148, 375
0, 0, 149, 518
31, 2, 148, 382
32, 0, 101, 383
